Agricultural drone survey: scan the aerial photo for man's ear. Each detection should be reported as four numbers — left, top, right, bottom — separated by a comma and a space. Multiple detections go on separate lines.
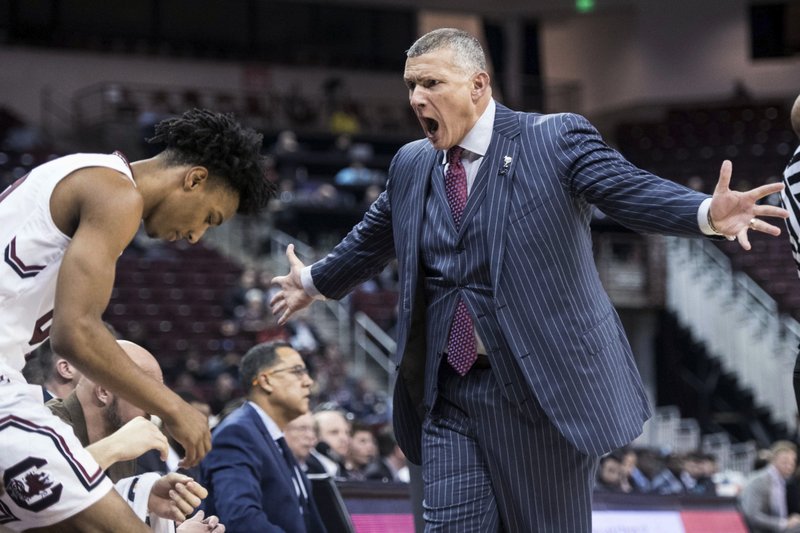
95, 385, 112, 406
55, 359, 76, 380
472, 71, 490, 101
254, 373, 274, 395
183, 167, 209, 191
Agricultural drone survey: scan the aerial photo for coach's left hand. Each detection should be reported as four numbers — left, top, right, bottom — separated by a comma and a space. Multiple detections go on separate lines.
708, 160, 789, 249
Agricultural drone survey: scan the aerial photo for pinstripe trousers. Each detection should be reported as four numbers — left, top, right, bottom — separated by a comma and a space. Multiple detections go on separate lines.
422, 361, 599, 532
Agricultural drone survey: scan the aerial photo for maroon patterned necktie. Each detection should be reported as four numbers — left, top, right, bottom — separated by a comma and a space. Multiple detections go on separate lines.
444, 146, 477, 376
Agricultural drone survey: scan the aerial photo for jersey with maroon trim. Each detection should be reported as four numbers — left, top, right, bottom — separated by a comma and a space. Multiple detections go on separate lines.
0, 153, 134, 373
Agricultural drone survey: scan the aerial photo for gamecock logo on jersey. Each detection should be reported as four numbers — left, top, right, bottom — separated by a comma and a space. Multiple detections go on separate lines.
3, 457, 62, 512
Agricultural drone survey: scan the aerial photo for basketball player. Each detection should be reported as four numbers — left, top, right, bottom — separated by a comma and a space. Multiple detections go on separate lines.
0, 108, 274, 531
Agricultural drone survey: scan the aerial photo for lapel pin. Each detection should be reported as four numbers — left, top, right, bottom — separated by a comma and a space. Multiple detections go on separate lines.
500, 155, 512, 175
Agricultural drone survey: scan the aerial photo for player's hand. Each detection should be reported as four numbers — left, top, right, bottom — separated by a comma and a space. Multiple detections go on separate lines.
162, 400, 211, 468
85, 416, 168, 469
114, 416, 169, 462
177, 510, 226, 533
270, 244, 314, 326
708, 160, 788, 250
148, 473, 208, 522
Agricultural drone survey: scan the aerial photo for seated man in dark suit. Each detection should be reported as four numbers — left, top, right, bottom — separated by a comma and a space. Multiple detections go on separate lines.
201, 341, 326, 533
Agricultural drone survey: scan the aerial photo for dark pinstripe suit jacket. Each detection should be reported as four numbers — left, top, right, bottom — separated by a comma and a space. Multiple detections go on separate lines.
310, 103, 709, 464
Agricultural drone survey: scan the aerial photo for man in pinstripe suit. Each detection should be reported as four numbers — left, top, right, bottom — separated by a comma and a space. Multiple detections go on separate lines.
271, 28, 788, 531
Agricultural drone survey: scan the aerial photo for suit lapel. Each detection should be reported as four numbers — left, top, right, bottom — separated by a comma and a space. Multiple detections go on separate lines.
485, 104, 521, 293
404, 145, 437, 312
245, 404, 300, 505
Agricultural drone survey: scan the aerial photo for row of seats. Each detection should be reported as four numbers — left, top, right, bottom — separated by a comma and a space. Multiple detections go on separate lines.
616, 101, 800, 320
105, 243, 254, 361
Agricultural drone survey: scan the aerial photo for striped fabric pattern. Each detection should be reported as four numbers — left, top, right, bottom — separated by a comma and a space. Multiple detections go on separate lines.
423, 364, 597, 532
780, 145, 800, 277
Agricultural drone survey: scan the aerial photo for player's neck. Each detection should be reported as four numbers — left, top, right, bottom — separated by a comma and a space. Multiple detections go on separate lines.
129, 157, 178, 219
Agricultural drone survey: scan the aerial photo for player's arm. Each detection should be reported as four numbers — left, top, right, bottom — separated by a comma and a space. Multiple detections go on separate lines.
86, 417, 169, 470
49, 168, 210, 467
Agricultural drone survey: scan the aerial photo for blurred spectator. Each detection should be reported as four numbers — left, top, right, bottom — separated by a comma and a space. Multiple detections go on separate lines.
681, 452, 716, 496
740, 441, 800, 532
209, 373, 239, 415
650, 454, 686, 495
365, 427, 409, 483
104, 84, 139, 121
284, 312, 323, 356
620, 448, 651, 494
345, 422, 377, 481
284, 84, 317, 127
311, 409, 350, 479
138, 90, 175, 156
328, 100, 361, 135
284, 413, 320, 473
224, 268, 258, 319
595, 454, 625, 493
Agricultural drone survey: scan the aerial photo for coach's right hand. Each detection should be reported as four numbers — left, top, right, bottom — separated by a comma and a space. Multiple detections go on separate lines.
270, 244, 314, 326
163, 400, 212, 468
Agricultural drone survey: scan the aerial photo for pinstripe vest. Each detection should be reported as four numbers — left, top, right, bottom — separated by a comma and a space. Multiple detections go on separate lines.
420, 155, 532, 407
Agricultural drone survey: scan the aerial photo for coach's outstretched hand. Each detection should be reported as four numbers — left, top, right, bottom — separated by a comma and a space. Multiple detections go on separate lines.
708, 160, 789, 250
270, 244, 314, 325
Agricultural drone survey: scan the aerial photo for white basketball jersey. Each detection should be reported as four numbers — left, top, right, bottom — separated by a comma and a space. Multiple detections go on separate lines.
0, 152, 134, 373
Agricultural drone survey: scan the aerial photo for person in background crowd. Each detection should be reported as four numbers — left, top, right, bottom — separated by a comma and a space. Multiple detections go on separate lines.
365, 427, 409, 483
345, 422, 377, 481
620, 448, 651, 493
740, 441, 800, 532
284, 413, 321, 473
595, 454, 625, 493
311, 409, 351, 479
681, 451, 716, 495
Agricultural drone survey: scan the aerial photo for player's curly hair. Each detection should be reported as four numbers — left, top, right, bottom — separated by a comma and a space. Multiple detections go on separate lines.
147, 108, 275, 215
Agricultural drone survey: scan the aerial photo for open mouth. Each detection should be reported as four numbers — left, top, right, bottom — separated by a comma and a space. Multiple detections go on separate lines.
422, 117, 439, 136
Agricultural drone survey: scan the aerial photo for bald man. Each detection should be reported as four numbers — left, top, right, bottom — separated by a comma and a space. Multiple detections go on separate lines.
782, 94, 800, 414
47, 340, 165, 481
47, 341, 210, 525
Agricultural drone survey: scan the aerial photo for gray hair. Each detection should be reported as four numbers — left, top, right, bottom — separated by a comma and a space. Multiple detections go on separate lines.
407, 28, 487, 75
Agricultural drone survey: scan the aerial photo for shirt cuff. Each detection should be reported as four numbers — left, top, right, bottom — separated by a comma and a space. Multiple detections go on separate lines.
301, 266, 327, 301
697, 197, 720, 236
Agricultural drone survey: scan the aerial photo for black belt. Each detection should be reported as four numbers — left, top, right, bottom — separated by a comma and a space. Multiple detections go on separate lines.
473, 354, 491, 369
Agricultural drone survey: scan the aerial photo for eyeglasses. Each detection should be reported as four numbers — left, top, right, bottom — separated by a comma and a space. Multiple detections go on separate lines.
251, 365, 312, 386
262, 364, 310, 379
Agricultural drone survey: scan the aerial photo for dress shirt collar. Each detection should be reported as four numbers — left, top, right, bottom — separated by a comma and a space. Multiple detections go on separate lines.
248, 400, 283, 441
440, 99, 496, 164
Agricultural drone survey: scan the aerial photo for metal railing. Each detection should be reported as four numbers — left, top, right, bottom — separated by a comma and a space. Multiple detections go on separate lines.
665, 236, 799, 431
